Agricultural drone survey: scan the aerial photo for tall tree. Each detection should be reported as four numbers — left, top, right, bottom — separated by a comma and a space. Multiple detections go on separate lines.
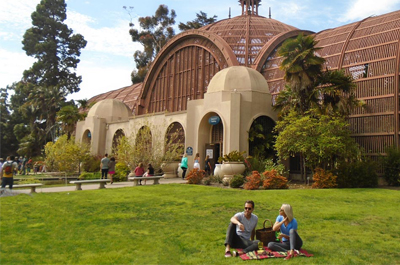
178, 11, 217, 31
127, 5, 176, 84
22, 0, 87, 95
10, 0, 87, 156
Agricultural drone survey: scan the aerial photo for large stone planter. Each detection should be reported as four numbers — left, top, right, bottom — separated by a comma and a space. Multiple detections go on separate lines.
221, 161, 246, 185
214, 164, 222, 177
161, 161, 179, 178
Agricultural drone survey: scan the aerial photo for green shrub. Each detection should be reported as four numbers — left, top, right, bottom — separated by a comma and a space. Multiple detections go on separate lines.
335, 159, 378, 188
244, 156, 266, 176
202, 177, 212, 185
113, 162, 130, 182
230, 174, 245, 188
264, 159, 288, 177
209, 174, 223, 184
382, 146, 400, 186
81, 155, 101, 172
79, 172, 101, 180
18, 178, 41, 184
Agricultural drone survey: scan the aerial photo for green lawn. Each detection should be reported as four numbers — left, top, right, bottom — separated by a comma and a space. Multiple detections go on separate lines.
1, 185, 399, 264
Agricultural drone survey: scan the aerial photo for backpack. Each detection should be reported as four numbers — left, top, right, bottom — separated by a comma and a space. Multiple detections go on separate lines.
3, 162, 13, 175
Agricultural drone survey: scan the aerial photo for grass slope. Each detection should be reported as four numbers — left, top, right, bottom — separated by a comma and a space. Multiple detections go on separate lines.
1, 185, 399, 264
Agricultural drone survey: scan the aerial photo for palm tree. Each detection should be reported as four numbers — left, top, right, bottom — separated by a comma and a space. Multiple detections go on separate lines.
57, 105, 83, 140
278, 33, 325, 114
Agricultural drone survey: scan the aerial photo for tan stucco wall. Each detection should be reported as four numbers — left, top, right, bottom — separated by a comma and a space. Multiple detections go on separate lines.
75, 66, 277, 170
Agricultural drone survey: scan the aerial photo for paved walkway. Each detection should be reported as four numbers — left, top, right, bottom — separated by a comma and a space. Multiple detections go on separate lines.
2, 178, 187, 195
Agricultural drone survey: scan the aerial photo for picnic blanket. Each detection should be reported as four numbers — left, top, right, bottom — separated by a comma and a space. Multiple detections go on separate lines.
236, 247, 313, 260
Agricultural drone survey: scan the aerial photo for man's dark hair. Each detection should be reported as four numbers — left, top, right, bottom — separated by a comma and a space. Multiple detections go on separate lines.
245, 200, 255, 208
105, 154, 108, 157
10, 156, 15, 161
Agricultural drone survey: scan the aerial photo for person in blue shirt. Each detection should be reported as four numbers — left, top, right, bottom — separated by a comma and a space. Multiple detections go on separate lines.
267, 204, 303, 260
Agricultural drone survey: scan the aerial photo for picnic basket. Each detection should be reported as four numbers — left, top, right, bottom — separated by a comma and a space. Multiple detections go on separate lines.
256, 219, 275, 245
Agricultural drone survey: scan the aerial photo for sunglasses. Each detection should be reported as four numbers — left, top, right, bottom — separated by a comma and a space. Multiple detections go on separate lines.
244, 207, 252, 210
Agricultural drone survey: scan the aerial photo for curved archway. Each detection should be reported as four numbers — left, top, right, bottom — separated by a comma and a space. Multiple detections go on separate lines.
164, 122, 185, 160
112, 129, 125, 154
82, 129, 92, 146
198, 112, 224, 169
248, 116, 276, 160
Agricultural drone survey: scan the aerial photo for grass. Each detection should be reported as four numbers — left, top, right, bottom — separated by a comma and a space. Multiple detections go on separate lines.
1, 185, 399, 264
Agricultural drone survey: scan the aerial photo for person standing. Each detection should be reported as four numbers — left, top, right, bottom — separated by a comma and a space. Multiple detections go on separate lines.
100, 154, 110, 180
21, 156, 27, 175
267, 204, 303, 260
204, 155, 212, 175
0, 158, 3, 178
134, 162, 145, 185
224, 200, 259, 257
108, 157, 116, 184
1, 156, 18, 191
180, 154, 188, 179
193, 153, 200, 170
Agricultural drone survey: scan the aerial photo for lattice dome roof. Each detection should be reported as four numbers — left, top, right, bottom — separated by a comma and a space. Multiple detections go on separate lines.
201, 15, 297, 66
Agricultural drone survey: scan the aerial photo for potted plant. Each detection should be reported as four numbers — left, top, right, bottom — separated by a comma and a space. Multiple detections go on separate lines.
219, 150, 246, 182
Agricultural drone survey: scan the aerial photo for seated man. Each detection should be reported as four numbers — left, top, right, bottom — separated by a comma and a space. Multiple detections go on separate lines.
224, 200, 259, 257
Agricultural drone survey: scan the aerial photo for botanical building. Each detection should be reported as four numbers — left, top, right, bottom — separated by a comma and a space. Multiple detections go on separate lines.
76, 0, 400, 174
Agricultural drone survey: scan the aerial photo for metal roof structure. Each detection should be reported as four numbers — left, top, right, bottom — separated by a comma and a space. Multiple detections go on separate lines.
88, 1, 400, 158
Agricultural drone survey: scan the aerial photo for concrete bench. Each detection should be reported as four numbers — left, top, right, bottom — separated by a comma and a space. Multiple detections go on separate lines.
128, 176, 164, 186
13, 184, 43, 193
69, 179, 110, 190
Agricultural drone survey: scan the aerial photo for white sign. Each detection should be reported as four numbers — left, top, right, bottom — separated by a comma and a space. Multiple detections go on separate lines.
206, 149, 213, 159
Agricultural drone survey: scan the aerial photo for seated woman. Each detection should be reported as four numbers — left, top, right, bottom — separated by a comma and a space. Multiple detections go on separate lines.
268, 204, 303, 260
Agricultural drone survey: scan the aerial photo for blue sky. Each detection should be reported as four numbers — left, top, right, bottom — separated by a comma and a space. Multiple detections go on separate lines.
1, 0, 400, 101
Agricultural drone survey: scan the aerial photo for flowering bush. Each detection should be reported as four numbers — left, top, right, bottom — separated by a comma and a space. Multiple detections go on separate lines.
244, 171, 262, 190
186, 168, 206, 184
262, 170, 288, 189
312, 168, 338, 189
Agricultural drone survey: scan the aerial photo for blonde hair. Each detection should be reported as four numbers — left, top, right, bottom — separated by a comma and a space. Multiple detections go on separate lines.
205, 155, 209, 161
281, 204, 294, 222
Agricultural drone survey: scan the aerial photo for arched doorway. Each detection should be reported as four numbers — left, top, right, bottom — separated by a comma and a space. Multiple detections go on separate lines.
199, 112, 224, 170
248, 116, 276, 160
165, 122, 185, 160
112, 129, 125, 154
82, 129, 91, 146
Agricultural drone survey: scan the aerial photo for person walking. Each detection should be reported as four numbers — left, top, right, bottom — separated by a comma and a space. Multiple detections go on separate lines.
108, 157, 116, 184
193, 153, 200, 170
100, 154, 110, 180
1, 156, 18, 192
180, 154, 188, 179
204, 155, 212, 176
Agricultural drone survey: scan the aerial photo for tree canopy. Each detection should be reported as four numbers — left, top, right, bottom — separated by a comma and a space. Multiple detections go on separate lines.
1, 0, 86, 157
178, 11, 217, 30
127, 5, 176, 84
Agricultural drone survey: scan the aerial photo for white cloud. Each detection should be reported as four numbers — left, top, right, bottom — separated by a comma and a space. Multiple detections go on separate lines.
68, 62, 133, 101
339, 0, 400, 22
0, 49, 35, 88
66, 11, 142, 57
